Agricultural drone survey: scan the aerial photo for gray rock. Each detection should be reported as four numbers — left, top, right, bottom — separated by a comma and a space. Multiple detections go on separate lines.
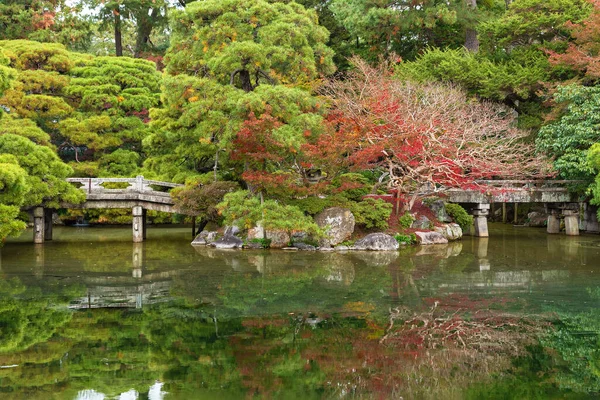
224, 225, 241, 237
196, 230, 218, 242
434, 223, 463, 241
353, 233, 399, 251
282, 247, 299, 251
428, 200, 452, 223
192, 230, 218, 245
315, 207, 355, 247
411, 215, 431, 229
526, 211, 547, 227
293, 242, 317, 251
211, 235, 243, 249
191, 235, 207, 246
415, 231, 448, 245
243, 241, 264, 249
334, 245, 351, 251
318, 247, 335, 252
247, 224, 290, 248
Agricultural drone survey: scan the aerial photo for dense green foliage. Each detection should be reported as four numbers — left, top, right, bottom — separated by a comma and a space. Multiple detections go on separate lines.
445, 203, 474, 232
217, 190, 322, 239
350, 198, 393, 230
2, 0, 600, 230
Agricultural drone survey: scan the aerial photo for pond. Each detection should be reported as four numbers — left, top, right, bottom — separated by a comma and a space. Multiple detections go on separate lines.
1, 224, 599, 399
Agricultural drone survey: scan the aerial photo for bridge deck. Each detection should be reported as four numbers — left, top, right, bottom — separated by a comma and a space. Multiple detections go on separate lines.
63, 176, 184, 213
444, 180, 580, 204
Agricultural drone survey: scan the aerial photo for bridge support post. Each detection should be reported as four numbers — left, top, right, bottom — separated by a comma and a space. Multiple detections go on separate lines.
44, 208, 53, 241
563, 210, 580, 236
472, 204, 490, 237
33, 207, 45, 244
547, 211, 560, 234
132, 206, 146, 243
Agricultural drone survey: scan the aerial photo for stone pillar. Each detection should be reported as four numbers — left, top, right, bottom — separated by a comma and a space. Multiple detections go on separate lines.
33, 207, 45, 244
44, 208, 53, 241
142, 208, 147, 240
563, 210, 580, 236
547, 211, 560, 234
472, 204, 490, 237
132, 206, 146, 243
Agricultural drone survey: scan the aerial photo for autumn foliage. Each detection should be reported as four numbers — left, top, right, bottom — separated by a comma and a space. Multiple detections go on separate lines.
322, 58, 552, 197
548, 0, 600, 81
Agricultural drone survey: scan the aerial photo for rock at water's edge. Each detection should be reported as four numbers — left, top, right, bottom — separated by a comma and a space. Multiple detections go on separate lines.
315, 207, 355, 247
415, 231, 448, 245
434, 223, 463, 241
353, 233, 399, 251
211, 235, 244, 249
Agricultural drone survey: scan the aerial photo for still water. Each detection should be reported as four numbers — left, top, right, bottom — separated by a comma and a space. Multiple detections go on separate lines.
1, 224, 599, 399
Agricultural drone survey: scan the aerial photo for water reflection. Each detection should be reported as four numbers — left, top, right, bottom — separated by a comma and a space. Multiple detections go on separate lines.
1, 225, 600, 398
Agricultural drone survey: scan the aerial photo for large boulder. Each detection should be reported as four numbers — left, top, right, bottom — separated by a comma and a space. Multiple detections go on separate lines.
427, 200, 452, 223
247, 225, 290, 248
434, 223, 463, 241
415, 231, 448, 245
224, 225, 241, 237
353, 233, 399, 251
411, 215, 431, 229
191, 230, 218, 245
315, 207, 355, 247
210, 234, 243, 249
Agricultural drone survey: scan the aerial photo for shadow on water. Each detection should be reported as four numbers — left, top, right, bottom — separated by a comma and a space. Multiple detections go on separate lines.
0, 224, 600, 398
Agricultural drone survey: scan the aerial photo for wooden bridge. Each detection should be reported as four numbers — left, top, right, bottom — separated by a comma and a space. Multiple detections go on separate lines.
32, 176, 185, 244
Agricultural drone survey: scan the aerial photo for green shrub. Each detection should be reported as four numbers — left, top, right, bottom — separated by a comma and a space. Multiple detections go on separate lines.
333, 173, 370, 201
249, 238, 272, 248
445, 203, 473, 232
394, 233, 416, 245
287, 197, 333, 216
398, 212, 415, 229
350, 198, 393, 230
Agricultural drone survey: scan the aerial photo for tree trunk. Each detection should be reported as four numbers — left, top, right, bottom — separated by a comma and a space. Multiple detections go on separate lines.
114, 9, 123, 57
464, 0, 479, 52
195, 218, 209, 236
239, 69, 253, 92
134, 7, 159, 57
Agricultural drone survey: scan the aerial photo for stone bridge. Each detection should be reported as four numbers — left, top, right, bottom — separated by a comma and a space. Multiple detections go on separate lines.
32, 176, 185, 244
443, 180, 584, 238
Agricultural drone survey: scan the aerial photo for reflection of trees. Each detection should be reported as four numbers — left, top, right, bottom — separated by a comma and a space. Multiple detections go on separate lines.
5, 235, 600, 398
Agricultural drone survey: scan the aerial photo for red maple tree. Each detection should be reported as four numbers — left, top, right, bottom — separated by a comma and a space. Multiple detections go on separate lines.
548, 0, 600, 81
322, 58, 552, 209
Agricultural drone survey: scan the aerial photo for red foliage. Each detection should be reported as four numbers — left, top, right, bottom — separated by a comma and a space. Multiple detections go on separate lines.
548, 0, 600, 80
322, 58, 552, 203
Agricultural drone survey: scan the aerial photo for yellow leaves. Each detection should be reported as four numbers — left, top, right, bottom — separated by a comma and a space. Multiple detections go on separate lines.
199, 137, 211, 144
116, 95, 124, 103
188, 96, 199, 103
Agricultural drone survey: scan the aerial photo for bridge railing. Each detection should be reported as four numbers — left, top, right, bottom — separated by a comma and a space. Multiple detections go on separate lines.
465, 180, 586, 192
66, 176, 183, 196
